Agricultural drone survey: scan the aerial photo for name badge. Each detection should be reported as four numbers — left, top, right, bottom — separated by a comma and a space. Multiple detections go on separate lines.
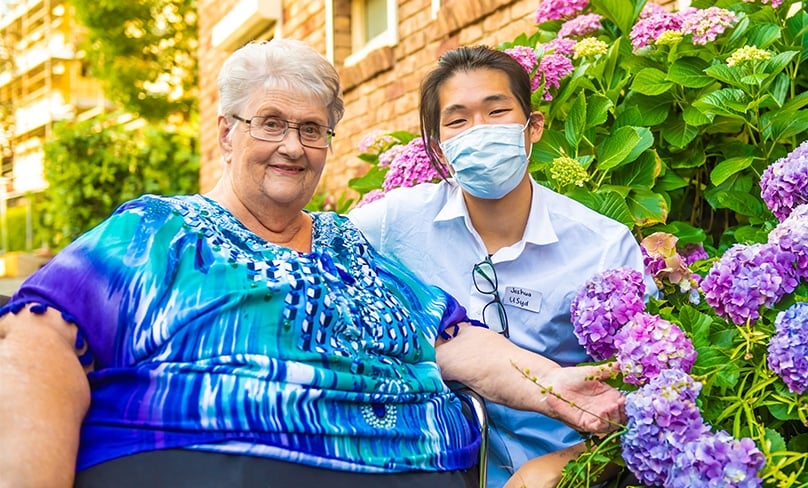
503, 286, 542, 313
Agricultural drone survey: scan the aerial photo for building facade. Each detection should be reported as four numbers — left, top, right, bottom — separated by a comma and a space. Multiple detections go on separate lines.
197, 0, 542, 198
0, 0, 110, 200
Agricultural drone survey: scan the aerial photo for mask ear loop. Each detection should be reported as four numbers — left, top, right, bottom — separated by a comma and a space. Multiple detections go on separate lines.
523, 117, 534, 161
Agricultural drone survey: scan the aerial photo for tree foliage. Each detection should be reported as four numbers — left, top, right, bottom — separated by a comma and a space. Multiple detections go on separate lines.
41, 114, 199, 249
68, 0, 199, 121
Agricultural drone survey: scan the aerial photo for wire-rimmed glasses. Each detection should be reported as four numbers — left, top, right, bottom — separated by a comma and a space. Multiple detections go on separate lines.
232, 114, 335, 148
472, 257, 510, 338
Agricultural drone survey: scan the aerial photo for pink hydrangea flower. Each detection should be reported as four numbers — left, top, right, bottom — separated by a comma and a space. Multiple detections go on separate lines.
743, 0, 783, 8
543, 38, 577, 57
680, 7, 738, 46
614, 312, 697, 386
630, 11, 684, 51
537, 53, 574, 100
381, 137, 440, 191
503, 46, 541, 91
558, 13, 603, 37
535, 0, 589, 24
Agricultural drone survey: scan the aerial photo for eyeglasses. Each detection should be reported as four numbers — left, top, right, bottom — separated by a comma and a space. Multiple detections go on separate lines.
472, 257, 509, 338
232, 114, 335, 148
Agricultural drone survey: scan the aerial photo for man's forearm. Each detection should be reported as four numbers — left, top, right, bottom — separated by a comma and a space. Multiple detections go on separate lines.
436, 324, 560, 411
436, 324, 625, 433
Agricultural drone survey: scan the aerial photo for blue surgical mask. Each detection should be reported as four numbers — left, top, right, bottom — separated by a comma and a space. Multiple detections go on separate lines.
439, 121, 531, 199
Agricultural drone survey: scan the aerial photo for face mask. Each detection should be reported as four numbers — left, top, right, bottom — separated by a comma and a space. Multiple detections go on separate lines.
439, 121, 531, 199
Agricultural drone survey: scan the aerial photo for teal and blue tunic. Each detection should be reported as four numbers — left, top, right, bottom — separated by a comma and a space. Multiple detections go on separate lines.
4, 195, 479, 473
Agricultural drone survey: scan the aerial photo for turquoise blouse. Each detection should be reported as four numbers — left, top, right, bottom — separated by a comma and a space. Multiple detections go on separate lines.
5, 195, 479, 473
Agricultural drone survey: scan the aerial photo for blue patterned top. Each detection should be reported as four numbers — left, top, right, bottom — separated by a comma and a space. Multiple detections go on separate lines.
5, 195, 479, 473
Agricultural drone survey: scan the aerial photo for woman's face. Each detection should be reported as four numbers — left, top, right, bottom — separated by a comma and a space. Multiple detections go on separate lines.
218, 88, 330, 214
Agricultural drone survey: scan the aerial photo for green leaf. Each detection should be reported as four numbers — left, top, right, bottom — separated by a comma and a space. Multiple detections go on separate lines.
534, 129, 569, 162
745, 23, 782, 48
347, 165, 387, 192
566, 93, 587, 148
630, 67, 674, 96
597, 126, 643, 171
626, 188, 668, 226
761, 109, 808, 142
661, 119, 699, 148
715, 191, 767, 218
682, 105, 712, 126
666, 58, 713, 88
585, 95, 613, 128
654, 170, 689, 191
693, 88, 749, 120
704, 64, 746, 87
590, 0, 644, 36
611, 150, 660, 189
710, 156, 754, 186
593, 189, 636, 228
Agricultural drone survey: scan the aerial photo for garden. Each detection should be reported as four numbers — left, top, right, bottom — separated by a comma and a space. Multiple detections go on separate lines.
345, 0, 808, 486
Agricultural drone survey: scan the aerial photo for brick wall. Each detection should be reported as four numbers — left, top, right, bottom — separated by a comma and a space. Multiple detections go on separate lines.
197, 0, 669, 199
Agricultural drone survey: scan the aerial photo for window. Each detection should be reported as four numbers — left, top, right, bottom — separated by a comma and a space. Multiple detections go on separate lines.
345, 0, 397, 66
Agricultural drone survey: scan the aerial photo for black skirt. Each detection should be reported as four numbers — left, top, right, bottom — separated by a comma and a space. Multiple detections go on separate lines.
74, 449, 479, 488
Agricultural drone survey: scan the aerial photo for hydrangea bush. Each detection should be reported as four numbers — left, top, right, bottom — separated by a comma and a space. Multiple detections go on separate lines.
561, 140, 808, 487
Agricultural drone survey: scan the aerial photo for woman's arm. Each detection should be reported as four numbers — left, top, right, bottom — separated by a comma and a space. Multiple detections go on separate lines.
0, 305, 91, 487
436, 324, 625, 433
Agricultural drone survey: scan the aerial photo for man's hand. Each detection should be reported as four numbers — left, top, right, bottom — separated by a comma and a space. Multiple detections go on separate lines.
528, 362, 625, 433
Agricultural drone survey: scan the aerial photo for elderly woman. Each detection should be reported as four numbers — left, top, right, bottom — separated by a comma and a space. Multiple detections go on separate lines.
0, 39, 480, 487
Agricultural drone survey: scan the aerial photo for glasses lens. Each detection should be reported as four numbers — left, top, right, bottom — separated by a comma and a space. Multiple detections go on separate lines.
253, 116, 286, 141
298, 123, 327, 145
482, 300, 508, 334
473, 261, 497, 294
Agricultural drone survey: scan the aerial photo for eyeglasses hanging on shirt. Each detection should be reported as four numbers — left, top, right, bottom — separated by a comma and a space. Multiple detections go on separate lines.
472, 257, 510, 338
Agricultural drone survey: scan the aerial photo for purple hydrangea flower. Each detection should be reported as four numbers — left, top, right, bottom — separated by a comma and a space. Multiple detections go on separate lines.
535, 0, 588, 24
558, 13, 603, 37
667, 430, 766, 488
680, 7, 738, 46
623, 369, 710, 486
700, 243, 798, 325
543, 37, 577, 57
614, 312, 697, 385
767, 302, 808, 394
377, 143, 406, 168
355, 189, 385, 208
642, 246, 667, 276
570, 267, 646, 360
640, 2, 669, 18
537, 53, 574, 101
381, 137, 440, 191
760, 139, 808, 221
768, 204, 808, 280
630, 11, 683, 51
680, 243, 709, 266
503, 46, 541, 92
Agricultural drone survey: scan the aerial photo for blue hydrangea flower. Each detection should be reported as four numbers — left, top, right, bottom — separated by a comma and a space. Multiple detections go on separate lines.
767, 302, 808, 394
614, 312, 697, 385
622, 369, 710, 486
700, 243, 798, 325
570, 267, 646, 360
760, 139, 808, 221
667, 430, 765, 487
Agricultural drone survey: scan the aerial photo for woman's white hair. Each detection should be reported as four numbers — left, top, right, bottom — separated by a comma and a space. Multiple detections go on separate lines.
217, 38, 344, 128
